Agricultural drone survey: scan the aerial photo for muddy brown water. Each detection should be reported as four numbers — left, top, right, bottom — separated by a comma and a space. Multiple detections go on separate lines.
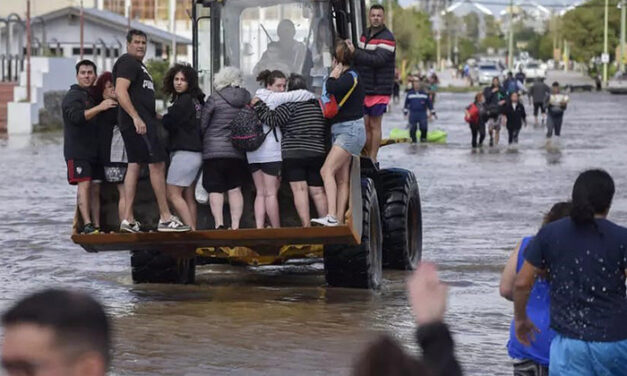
1, 91, 626, 375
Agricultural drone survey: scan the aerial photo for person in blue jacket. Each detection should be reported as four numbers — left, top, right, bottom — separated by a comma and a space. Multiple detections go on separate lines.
403, 79, 434, 143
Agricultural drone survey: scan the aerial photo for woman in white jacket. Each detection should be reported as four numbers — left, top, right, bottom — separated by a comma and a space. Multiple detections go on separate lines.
249, 70, 315, 228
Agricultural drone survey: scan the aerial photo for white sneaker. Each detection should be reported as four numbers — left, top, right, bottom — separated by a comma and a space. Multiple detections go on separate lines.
158, 216, 191, 232
311, 214, 339, 227
120, 219, 141, 233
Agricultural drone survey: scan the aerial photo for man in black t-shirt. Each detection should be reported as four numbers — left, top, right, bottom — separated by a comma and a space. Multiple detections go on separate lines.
113, 29, 189, 232
62, 59, 118, 234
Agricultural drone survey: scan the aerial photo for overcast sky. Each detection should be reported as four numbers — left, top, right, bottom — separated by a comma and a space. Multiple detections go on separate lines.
397, 0, 579, 15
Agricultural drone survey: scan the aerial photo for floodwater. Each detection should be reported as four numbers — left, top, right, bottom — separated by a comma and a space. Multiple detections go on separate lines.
1, 90, 627, 375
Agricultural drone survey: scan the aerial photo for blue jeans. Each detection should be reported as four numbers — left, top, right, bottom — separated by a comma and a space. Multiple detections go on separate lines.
549, 334, 627, 375
331, 118, 366, 156
409, 117, 428, 143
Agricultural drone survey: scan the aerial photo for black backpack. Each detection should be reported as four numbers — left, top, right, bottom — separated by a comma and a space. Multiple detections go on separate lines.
216, 91, 277, 152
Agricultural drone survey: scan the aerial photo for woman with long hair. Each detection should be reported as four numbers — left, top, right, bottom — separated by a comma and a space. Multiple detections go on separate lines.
162, 63, 205, 230
248, 69, 315, 228
312, 40, 366, 226
514, 169, 627, 375
94, 71, 127, 226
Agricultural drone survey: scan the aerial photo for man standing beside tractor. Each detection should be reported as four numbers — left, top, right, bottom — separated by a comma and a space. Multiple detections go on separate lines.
345, 4, 396, 163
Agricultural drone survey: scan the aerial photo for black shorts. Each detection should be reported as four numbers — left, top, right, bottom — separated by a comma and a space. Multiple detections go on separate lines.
533, 102, 546, 116
282, 157, 325, 187
120, 123, 167, 164
202, 158, 248, 193
249, 161, 282, 177
66, 159, 104, 185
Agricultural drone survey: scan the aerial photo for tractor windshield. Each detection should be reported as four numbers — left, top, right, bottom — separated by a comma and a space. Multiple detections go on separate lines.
221, 0, 333, 93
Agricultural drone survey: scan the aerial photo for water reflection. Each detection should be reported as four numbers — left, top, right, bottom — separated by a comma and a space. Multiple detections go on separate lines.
0, 92, 625, 375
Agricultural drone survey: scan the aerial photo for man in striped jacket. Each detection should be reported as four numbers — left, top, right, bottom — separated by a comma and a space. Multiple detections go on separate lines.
346, 4, 396, 163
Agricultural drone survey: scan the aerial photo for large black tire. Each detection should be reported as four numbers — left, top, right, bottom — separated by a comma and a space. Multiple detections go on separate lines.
379, 168, 422, 270
131, 250, 196, 284
323, 178, 383, 289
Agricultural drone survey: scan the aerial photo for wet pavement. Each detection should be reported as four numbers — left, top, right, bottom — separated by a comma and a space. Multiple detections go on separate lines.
1, 91, 626, 375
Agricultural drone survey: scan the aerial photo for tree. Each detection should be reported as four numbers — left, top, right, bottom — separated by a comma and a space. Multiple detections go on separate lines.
459, 38, 478, 62
560, 0, 621, 62
146, 59, 170, 101
392, 4, 436, 67
463, 13, 480, 42
480, 15, 506, 52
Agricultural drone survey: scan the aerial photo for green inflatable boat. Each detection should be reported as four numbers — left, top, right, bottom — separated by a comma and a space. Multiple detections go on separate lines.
388, 128, 447, 143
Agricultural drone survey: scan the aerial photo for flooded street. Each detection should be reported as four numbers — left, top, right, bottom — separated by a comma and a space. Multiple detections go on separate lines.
1, 91, 627, 375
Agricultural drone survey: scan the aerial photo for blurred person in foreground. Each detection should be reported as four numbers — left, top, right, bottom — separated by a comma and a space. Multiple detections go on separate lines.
352, 263, 462, 376
514, 169, 627, 375
1, 289, 111, 376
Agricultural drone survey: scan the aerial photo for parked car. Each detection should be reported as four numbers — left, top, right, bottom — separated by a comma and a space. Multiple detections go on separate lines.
608, 72, 627, 94
523, 62, 546, 82
477, 63, 502, 85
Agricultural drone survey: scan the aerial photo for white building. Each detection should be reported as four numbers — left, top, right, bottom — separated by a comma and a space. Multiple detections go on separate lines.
0, 6, 191, 72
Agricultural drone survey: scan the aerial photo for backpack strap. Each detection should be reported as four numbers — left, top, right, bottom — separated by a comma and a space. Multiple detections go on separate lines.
215, 89, 236, 108
338, 70, 359, 108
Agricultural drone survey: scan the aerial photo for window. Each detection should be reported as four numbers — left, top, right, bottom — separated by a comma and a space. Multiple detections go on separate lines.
72, 47, 94, 55
104, 0, 126, 15
131, 0, 156, 20
222, 0, 333, 93
196, 5, 211, 94
109, 0, 189, 20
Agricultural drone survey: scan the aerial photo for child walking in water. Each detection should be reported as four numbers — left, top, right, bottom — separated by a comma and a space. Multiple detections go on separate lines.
502, 92, 526, 145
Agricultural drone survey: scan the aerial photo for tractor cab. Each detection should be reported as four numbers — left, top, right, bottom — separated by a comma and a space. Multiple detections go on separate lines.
192, 0, 366, 95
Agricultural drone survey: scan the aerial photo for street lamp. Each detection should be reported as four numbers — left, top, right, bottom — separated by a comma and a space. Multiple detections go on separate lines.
603, 0, 609, 84
508, 0, 514, 70
620, 0, 626, 73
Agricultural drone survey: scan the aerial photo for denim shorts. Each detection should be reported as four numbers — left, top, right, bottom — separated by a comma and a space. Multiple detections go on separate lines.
331, 118, 366, 156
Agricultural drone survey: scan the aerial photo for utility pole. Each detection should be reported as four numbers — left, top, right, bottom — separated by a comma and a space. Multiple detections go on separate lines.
436, 33, 441, 71
125, 0, 132, 30
80, 0, 84, 59
603, 0, 609, 85
169, 0, 176, 64
26, 0, 31, 103
620, 0, 626, 72
508, 0, 514, 70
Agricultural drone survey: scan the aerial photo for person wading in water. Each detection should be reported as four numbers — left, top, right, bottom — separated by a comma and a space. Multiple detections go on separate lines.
514, 169, 627, 375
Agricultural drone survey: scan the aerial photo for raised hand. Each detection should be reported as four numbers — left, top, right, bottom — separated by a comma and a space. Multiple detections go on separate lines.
407, 262, 448, 325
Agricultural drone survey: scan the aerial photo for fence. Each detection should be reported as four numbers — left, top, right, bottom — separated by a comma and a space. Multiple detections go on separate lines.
0, 55, 24, 82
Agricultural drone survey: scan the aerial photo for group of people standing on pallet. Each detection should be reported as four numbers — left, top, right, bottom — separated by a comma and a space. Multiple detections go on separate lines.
63, 4, 397, 234
464, 74, 570, 149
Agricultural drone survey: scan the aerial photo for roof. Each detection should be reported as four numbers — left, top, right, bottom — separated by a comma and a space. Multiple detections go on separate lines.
38, 6, 191, 45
